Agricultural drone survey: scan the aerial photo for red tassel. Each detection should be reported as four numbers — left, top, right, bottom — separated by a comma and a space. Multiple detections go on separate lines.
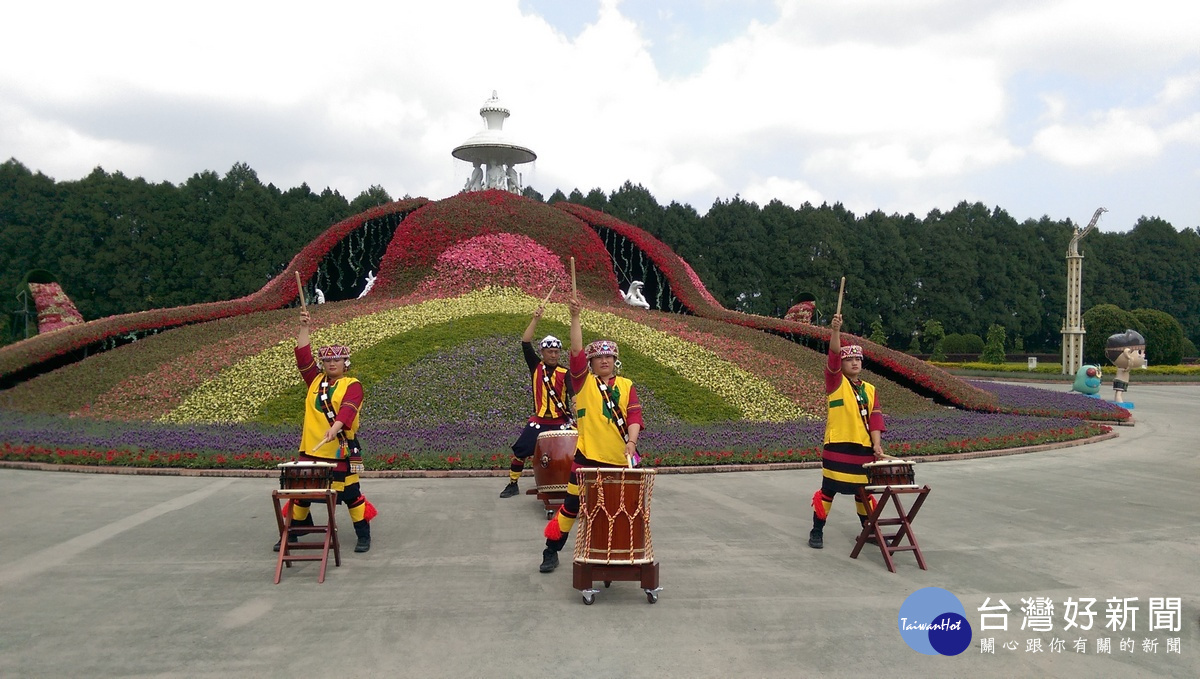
363, 499, 378, 522
811, 490, 828, 520
282, 499, 293, 520
544, 513, 563, 540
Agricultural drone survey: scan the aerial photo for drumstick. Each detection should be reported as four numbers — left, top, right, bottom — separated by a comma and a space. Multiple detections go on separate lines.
539, 285, 556, 307
570, 257, 577, 298
294, 271, 308, 313
835, 276, 845, 316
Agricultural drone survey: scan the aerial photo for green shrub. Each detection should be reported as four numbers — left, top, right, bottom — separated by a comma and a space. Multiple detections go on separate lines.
1083, 304, 1143, 365
906, 333, 922, 355
981, 324, 1006, 364
943, 333, 985, 355
1183, 337, 1198, 359
869, 317, 887, 346
1131, 308, 1185, 365
923, 320, 946, 361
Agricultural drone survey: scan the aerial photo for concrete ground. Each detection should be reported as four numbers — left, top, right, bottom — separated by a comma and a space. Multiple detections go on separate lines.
0, 383, 1196, 678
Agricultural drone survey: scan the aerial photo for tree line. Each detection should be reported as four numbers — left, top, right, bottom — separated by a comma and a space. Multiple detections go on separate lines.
3, 159, 1196, 356
1, 159, 390, 342
538, 182, 1199, 354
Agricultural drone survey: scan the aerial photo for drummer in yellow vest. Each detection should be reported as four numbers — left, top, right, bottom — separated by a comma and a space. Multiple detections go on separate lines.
275, 309, 376, 554
539, 298, 644, 573
808, 312, 887, 550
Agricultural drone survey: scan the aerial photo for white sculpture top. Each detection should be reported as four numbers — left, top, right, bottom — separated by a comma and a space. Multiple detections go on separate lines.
623, 281, 650, 309
358, 271, 376, 299
314, 288, 326, 304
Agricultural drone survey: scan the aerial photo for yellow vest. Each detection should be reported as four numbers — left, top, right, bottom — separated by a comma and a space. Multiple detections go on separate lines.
823, 376, 875, 447
574, 374, 634, 467
300, 376, 361, 459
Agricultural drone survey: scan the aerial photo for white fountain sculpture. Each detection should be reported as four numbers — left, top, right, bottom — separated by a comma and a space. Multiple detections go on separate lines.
452, 91, 536, 195
314, 288, 326, 304
623, 281, 651, 309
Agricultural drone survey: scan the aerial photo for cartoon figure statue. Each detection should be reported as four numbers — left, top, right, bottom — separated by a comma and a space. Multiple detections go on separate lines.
505, 164, 521, 194
1105, 329, 1146, 408
1070, 364, 1102, 397
622, 280, 651, 309
785, 293, 818, 324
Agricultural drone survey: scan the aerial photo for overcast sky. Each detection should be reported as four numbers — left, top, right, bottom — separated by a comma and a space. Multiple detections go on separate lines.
2, 0, 1197, 232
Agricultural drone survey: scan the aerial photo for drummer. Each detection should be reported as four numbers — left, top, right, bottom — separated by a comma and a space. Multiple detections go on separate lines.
275, 309, 376, 554
808, 312, 887, 550
539, 298, 644, 573
500, 304, 574, 498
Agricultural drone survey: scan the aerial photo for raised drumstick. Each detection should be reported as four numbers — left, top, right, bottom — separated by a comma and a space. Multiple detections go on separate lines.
835, 276, 845, 316
540, 285, 556, 307
294, 271, 308, 313
570, 257, 577, 299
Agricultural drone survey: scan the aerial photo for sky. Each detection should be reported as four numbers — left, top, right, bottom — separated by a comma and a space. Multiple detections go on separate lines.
1, 0, 1197, 232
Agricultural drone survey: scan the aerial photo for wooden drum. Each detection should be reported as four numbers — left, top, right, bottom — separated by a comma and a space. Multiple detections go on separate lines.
574, 467, 656, 565
862, 459, 917, 490
277, 461, 336, 490
533, 429, 577, 495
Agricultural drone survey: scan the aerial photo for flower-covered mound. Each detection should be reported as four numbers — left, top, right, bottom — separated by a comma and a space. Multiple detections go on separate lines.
0, 190, 1124, 470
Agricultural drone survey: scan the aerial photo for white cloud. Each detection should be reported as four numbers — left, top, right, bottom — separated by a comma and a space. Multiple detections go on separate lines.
741, 176, 824, 209
0, 0, 1197, 229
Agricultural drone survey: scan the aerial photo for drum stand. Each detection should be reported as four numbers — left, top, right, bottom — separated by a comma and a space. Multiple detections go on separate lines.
851, 485, 930, 573
526, 487, 566, 519
272, 489, 341, 583
573, 561, 661, 605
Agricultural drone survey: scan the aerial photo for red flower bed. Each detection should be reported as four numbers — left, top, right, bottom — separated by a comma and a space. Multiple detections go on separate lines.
0, 199, 428, 382
555, 202, 1000, 413
374, 190, 618, 300
28, 282, 85, 332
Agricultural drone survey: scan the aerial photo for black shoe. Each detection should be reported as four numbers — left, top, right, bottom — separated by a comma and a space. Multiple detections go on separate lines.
808, 528, 824, 549
353, 520, 372, 553
272, 533, 298, 553
539, 548, 559, 573
499, 481, 520, 498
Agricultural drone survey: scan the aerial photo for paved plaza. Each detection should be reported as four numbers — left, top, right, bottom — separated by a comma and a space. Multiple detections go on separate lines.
0, 383, 1196, 678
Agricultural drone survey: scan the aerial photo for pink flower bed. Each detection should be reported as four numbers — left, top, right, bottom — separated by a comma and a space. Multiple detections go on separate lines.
415, 232, 570, 298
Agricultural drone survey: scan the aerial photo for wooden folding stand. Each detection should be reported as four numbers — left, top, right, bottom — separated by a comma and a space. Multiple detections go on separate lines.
851, 485, 931, 573
272, 489, 341, 583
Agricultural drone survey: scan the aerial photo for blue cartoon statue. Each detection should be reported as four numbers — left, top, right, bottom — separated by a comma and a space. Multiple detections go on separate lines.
1070, 364, 1103, 397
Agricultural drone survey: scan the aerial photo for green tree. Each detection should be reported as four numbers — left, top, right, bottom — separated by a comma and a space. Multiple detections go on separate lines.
923, 319, 946, 360
1082, 304, 1142, 365
349, 185, 393, 213
907, 332, 922, 355
1131, 308, 1185, 365
869, 317, 887, 346
981, 324, 1006, 364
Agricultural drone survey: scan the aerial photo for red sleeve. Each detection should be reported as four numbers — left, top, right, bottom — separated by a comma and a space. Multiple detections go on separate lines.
336, 381, 363, 428
296, 345, 320, 387
825, 347, 842, 394
569, 350, 588, 394
869, 389, 886, 432
626, 384, 645, 430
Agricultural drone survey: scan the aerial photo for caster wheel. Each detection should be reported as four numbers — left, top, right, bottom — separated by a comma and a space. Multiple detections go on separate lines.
646, 591, 659, 604
582, 592, 596, 605
604, 581, 612, 588
546, 510, 554, 519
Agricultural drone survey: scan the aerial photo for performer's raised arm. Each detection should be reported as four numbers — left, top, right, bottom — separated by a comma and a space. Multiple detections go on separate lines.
295, 310, 320, 386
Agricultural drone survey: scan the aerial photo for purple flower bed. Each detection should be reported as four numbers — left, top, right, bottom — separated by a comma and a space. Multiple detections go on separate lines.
967, 380, 1130, 420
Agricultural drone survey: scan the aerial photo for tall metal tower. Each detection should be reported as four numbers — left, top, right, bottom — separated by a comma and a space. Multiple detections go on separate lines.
1062, 208, 1106, 374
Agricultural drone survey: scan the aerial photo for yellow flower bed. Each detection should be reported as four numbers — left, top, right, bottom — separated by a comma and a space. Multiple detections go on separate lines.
163, 287, 803, 423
